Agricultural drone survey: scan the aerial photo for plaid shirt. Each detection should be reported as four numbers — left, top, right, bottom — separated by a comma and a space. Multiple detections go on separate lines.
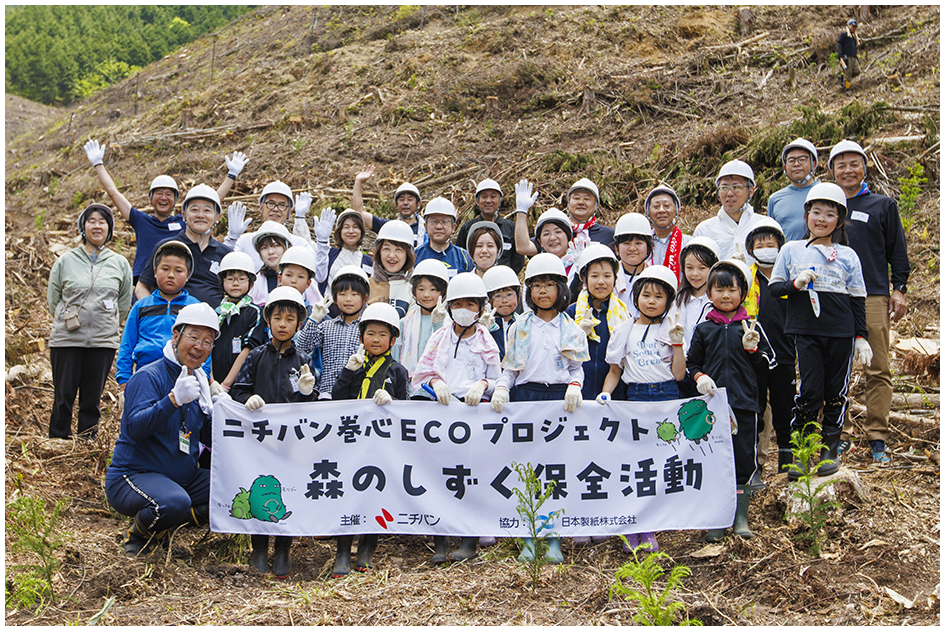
297, 314, 362, 396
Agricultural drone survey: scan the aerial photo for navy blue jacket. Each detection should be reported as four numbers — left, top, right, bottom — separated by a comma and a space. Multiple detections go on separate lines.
230, 342, 317, 406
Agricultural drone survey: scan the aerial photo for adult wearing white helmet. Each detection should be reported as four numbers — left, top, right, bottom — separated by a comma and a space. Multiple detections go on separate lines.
693, 159, 767, 262
414, 197, 474, 277
352, 165, 426, 248
768, 137, 821, 241
105, 302, 220, 557
645, 184, 691, 281
84, 138, 246, 285
454, 179, 525, 273
225, 180, 316, 273
828, 139, 910, 464
565, 177, 615, 252
368, 220, 417, 318
136, 184, 233, 307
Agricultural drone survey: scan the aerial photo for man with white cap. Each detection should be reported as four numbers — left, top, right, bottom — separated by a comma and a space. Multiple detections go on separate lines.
352, 165, 426, 248
693, 159, 767, 262
768, 138, 821, 241
644, 183, 691, 280
455, 178, 525, 273
414, 197, 474, 277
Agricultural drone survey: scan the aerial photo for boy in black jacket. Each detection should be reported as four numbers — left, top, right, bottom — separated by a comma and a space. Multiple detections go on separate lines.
330, 302, 408, 576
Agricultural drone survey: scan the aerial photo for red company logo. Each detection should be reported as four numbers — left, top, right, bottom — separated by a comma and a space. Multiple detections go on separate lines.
374, 508, 394, 529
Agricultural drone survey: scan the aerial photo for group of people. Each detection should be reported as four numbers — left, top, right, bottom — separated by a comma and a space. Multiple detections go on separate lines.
45, 133, 910, 578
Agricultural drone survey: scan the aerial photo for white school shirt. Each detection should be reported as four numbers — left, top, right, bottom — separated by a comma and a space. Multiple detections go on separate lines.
441, 328, 501, 399
606, 320, 674, 384
497, 315, 584, 390
679, 293, 713, 354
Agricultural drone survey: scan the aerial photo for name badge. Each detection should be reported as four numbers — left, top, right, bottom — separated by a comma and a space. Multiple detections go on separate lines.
289, 371, 300, 393
850, 211, 869, 223
232, 338, 241, 354
102, 299, 114, 310
503, 242, 512, 251
210, 260, 221, 274
168, 222, 182, 231
179, 429, 191, 454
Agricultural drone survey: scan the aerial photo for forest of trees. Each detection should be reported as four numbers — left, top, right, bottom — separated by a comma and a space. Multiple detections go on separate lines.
5, 5, 254, 105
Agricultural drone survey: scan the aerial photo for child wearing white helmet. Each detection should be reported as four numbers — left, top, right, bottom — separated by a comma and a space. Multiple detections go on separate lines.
391, 259, 450, 388
412, 272, 503, 564
212, 252, 268, 392
612, 213, 653, 315
687, 259, 776, 543
769, 182, 870, 478
674, 237, 722, 357
491, 253, 590, 565
368, 219, 417, 318
481, 265, 523, 358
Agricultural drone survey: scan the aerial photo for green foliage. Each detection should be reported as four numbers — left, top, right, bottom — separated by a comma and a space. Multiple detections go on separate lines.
545, 149, 595, 174
34, 208, 46, 231
786, 424, 839, 557
5, 5, 253, 104
827, 52, 839, 71
610, 541, 702, 626
5, 496, 70, 611
511, 461, 564, 589
897, 162, 927, 216
393, 6, 417, 22
71, 191, 85, 211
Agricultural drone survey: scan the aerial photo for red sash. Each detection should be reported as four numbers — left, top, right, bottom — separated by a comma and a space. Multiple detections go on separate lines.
662, 227, 683, 280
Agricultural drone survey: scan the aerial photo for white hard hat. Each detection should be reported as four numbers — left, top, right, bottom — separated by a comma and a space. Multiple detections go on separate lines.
411, 258, 451, 285
173, 302, 221, 338
446, 272, 488, 302
715, 160, 756, 188
465, 221, 503, 252
217, 251, 256, 283
331, 264, 371, 292
251, 220, 293, 251
423, 196, 457, 219
154, 239, 194, 277
636, 264, 679, 301
77, 203, 115, 245
182, 184, 222, 215
568, 177, 600, 203
643, 185, 681, 218
681, 236, 721, 262
828, 140, 869, 171
614, 212, 652, 239
149, 175, 180, 201
534, 208, 573, 241
258, 181, 294, 210
524, 252, 567, 282
711, 258, 753, 294
278, 245, 318, 276
576, 243, 618, 277
359, 302, 401, 336
781, 137, 819, 170
475, 178, 503, 197
804, 182, 848, 213
334, 208, 364, 228
394, 182, 421, 203
263, 286, 307, 321
745, 216, 786, 251
483, 265, 521, 293
375, 219, 415, 248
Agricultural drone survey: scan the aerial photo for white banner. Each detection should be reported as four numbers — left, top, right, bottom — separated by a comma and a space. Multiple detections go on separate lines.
209, 392, 736, 537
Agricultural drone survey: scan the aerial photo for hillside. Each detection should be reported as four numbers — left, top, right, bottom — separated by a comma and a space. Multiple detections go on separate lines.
4, 5, 940, 625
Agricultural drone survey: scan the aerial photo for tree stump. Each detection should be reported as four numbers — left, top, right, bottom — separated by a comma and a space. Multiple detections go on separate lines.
181, 108, 193, 129
739, 7, 754, 36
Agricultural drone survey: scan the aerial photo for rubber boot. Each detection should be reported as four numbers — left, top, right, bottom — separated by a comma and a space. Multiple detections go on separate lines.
544, 537, 563, 564
250, 535, 269, 573
787, 455, 810, 481
638, 532, 659, 552
354, 534, 378, 571
124, 513, 162, 557
479, 536, 496, 547
817, 433, 841, 476
430, 535, 450, 564
185, 503, 209, 528
591, 536, 609, 544
621, 533, 639, 552
732, 485, 754, 539
517, 537, 536, 562
704, 528, 728, 543
271, 536, 292, 579
777, 449, 793, 474
448, 536, 478, 562
332, 535, 353, 577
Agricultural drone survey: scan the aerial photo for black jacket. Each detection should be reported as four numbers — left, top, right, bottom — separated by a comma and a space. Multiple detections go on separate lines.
230, 342, 317, 405
843, 191, 911, 296
212, 301, 268, 381
332, 359, 409, 401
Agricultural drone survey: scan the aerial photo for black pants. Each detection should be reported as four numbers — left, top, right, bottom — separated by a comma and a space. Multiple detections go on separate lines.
757, 362, 797, 449
733, 408, 758, 486
49, 346, 115, 439
793, 335, 854, 438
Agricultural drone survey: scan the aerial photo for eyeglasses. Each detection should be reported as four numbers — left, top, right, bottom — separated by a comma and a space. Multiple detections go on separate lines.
492, 290, 518, 302
426, 217, 453, 226
182, 333, 214, 350
785, 156, 811, 166
264, 200, 290, 212
718, 185, 746, 193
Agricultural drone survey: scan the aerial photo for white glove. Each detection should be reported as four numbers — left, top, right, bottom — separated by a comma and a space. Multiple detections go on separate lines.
431, 297, 448, 325
294, 192, 313, 219
490, 385, 510, 413
431, 379, 451, 405
245, 394, 266, 411
578, 306, 597, 336
225, 151, 248, 177
309, 294, 332, 323
84, 138, 105, 167
595, 392, 611, 405
854, 337, 873, 365
297, 364, 316, 396
668, 314, 685, 346
345, 345, 366, 372
793, 269, 818, 290
117, 389, 125, 411
696, 374, 717, 396
212, 391, 231, 404
515, 179, 538, 214
172, 367, 200, 406
373, 388, 392, 406
564, 384, 583, 412
741, 320, 760, 352
210, 381, 225, 398
465, 380, 487, 406
314, 207, 336, 242
479, 305, 496, 330
227, 202, 251, 240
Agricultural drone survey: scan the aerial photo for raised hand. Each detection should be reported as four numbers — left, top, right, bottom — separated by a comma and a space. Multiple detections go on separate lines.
295, 192, 313, 219
741, 320, 760, 352
225, 151, 249, 177
314, 207, 336, 242
515, 179, 538, 214
84, 138, 105, 167
668, 313, 685, 346
227, 201, 251, 240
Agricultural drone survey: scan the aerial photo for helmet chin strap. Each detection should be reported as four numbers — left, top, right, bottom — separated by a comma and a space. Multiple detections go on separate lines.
788, 170, 814, 187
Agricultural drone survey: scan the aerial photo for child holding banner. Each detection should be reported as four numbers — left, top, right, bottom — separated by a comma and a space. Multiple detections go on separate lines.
391, 258, 449, 393
229, 287, 317, 578
491, 253, 589, 564
686, 259, 776, 543
331, 302, 409, 576
597, 265, 686, 553
412, 272, 502, 563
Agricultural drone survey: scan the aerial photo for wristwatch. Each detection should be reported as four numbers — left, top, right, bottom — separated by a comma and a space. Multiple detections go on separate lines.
893, 284, 907, 294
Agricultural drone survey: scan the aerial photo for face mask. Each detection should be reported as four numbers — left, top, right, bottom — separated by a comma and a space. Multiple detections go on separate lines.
752, 247, 779, 266
451, 308, 479, 328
